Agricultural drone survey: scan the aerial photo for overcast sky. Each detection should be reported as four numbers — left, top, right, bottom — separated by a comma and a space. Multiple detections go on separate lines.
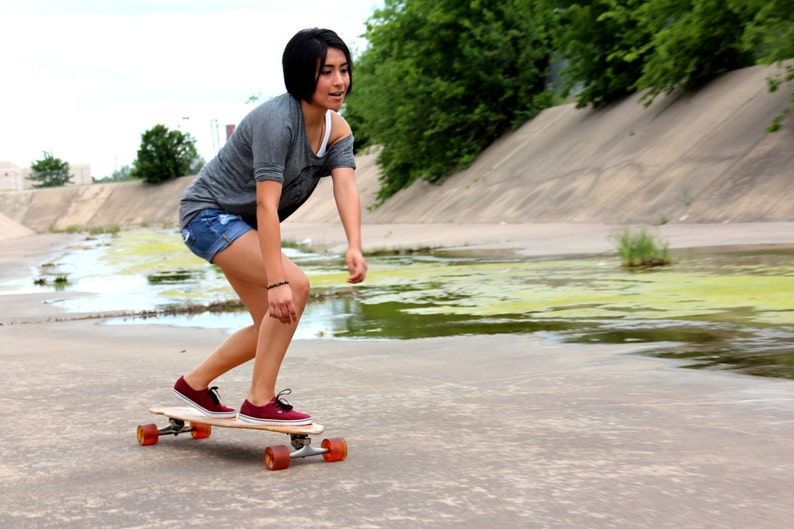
1, 0, 382, 178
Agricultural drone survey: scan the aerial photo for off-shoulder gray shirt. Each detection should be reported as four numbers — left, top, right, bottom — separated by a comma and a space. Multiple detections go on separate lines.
178, 93, 356, 227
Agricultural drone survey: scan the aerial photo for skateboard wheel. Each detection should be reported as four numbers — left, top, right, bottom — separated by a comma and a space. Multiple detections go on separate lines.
137, 423, 159, 446
191, 423, 212, 439
264, 445, 291, 471
321, 437, 348, 463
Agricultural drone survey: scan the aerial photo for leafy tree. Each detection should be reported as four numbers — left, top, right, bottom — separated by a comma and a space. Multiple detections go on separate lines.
346, 0, 793, 203
633, 0, 757, 106
346, 0, 553, 202
741, 0, 794, 61
131, 124, 203, 184
545, 0, 653, 108
740, 0, 794, 131
547, 0, 759, 108
341, 101, 371, 154
27, 151, 73, 188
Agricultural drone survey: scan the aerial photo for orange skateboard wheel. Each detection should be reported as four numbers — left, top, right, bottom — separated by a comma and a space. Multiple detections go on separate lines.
321, 437, 348, 462
137, 423, 159, 446
191, 423, 212, 439
264, 445, 291, 471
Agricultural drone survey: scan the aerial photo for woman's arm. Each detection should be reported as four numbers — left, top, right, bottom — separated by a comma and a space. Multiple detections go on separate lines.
331, 166, 367, 284
256, 179, 297, 323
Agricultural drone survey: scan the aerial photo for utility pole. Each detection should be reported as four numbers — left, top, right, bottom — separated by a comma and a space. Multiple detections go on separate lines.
210, 119, 220, 154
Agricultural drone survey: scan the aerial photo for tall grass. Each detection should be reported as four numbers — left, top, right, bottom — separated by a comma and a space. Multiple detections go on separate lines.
612, 227, 671, 268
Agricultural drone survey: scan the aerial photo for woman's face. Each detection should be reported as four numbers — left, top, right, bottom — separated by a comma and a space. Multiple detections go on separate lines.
312, 47, 350, 111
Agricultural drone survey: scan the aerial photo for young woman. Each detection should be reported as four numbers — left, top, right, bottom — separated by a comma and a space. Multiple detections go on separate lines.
172, 28, 367, 425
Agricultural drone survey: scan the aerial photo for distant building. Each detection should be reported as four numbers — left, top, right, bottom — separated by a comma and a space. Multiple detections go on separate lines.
0, 161, 92, 190
71, 164, 92, 186
0, 162, 25, 191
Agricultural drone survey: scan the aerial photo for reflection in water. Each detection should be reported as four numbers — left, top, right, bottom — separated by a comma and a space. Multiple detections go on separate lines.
11, 228, 794, 380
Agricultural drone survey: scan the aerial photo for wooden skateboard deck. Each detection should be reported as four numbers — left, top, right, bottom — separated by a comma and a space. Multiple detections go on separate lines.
137, 406, 347, 470
149, 406, 325, 434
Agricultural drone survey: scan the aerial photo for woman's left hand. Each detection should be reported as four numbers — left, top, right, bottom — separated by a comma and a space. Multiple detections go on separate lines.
346, 249, 367, 284
268, 283, 298, 324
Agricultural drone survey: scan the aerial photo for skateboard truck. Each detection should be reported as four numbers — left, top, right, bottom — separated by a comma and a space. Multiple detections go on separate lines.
160, 418, 193, 437
289, 433, 326, 459
263, 433, 346, 471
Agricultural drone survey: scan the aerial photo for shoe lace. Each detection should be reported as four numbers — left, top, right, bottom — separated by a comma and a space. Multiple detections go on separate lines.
273, 389, 295, 411
208, 386, 223, 406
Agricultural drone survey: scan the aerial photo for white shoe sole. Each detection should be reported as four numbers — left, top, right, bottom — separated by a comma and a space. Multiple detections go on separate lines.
237, 413, 313, 426
172, 388, 237, 418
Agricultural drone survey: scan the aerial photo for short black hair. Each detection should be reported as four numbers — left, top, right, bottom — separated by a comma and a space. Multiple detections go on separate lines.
282, 28, 353, 102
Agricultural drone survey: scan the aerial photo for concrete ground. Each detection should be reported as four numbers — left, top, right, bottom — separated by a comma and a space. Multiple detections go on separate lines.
1, 224, 793, 528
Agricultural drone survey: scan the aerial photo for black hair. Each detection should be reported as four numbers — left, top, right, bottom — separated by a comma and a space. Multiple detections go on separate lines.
282, 28, 353, 102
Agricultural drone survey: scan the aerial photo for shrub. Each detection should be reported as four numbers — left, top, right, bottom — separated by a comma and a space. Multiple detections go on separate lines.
612, 227, 671, 268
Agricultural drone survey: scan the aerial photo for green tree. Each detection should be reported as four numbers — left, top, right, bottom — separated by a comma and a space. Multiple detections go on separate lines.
27, 151, 73, 188
634, 0, 757, 106
741, 0, 794, 131
131, 124, 203, 184
547, 0, 760, 108
347, 0, 552, 202
545, 0, 652, 108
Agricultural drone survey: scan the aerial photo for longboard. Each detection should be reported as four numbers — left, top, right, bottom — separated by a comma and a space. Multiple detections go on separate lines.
137, 406, 347, 471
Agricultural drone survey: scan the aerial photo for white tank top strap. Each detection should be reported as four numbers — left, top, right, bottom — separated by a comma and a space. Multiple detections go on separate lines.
316, 110, 332, 157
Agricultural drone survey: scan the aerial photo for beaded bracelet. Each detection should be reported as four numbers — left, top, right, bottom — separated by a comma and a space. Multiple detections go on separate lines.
267, 280, 290, 290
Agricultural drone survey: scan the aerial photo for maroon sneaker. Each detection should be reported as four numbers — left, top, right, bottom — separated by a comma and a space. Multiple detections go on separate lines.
237, 389, 313, 426
172, 376, 236, 418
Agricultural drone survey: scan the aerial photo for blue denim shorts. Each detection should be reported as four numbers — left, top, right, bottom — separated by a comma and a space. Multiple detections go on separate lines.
181, 209, 256, 263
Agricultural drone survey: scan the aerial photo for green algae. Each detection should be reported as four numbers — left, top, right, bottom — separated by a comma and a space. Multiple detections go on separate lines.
76, 229, 794, 331
46, 227, 794, 379
102, 227, 205, 275
342, 257, 794, 327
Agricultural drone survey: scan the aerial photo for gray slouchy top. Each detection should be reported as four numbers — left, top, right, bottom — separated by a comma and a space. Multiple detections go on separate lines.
179, 93, 356, 227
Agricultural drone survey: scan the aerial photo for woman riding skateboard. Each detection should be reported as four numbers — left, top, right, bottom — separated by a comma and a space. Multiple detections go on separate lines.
172, 28, 367, 425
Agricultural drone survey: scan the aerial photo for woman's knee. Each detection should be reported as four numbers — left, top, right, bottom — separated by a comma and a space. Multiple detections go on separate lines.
290, 271, 310, 305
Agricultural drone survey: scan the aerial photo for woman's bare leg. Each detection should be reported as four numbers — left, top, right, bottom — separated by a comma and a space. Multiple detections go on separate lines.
184, 230, 309, 403
182, 325, 258, 391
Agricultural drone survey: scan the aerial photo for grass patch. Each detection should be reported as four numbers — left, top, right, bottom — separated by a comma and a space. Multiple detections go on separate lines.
52, 225, 121, 236
612, 226, 671, 268
280, 238, 317, 253
89, 225, 121, 236
364, 245, 438, 257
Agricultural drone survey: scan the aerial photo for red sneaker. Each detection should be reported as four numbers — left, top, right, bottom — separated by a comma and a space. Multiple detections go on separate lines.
237, 389, 313, 426
172, 376, 236, 418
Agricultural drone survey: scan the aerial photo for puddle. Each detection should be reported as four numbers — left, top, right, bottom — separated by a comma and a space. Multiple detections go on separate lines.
8, 227, 794, 380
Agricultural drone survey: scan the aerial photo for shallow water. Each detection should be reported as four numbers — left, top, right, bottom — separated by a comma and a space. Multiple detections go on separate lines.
14, 228, 794, 380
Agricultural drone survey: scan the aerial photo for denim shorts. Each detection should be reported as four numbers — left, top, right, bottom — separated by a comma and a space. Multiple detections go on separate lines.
181, 209, 256, 262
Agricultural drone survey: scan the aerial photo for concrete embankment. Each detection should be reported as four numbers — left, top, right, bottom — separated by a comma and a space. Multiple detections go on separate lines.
0, 175, 194, 237
0, 63, 792, 240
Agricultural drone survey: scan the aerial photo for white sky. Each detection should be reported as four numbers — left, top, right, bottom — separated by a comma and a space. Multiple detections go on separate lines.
0, 0, 382, 178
